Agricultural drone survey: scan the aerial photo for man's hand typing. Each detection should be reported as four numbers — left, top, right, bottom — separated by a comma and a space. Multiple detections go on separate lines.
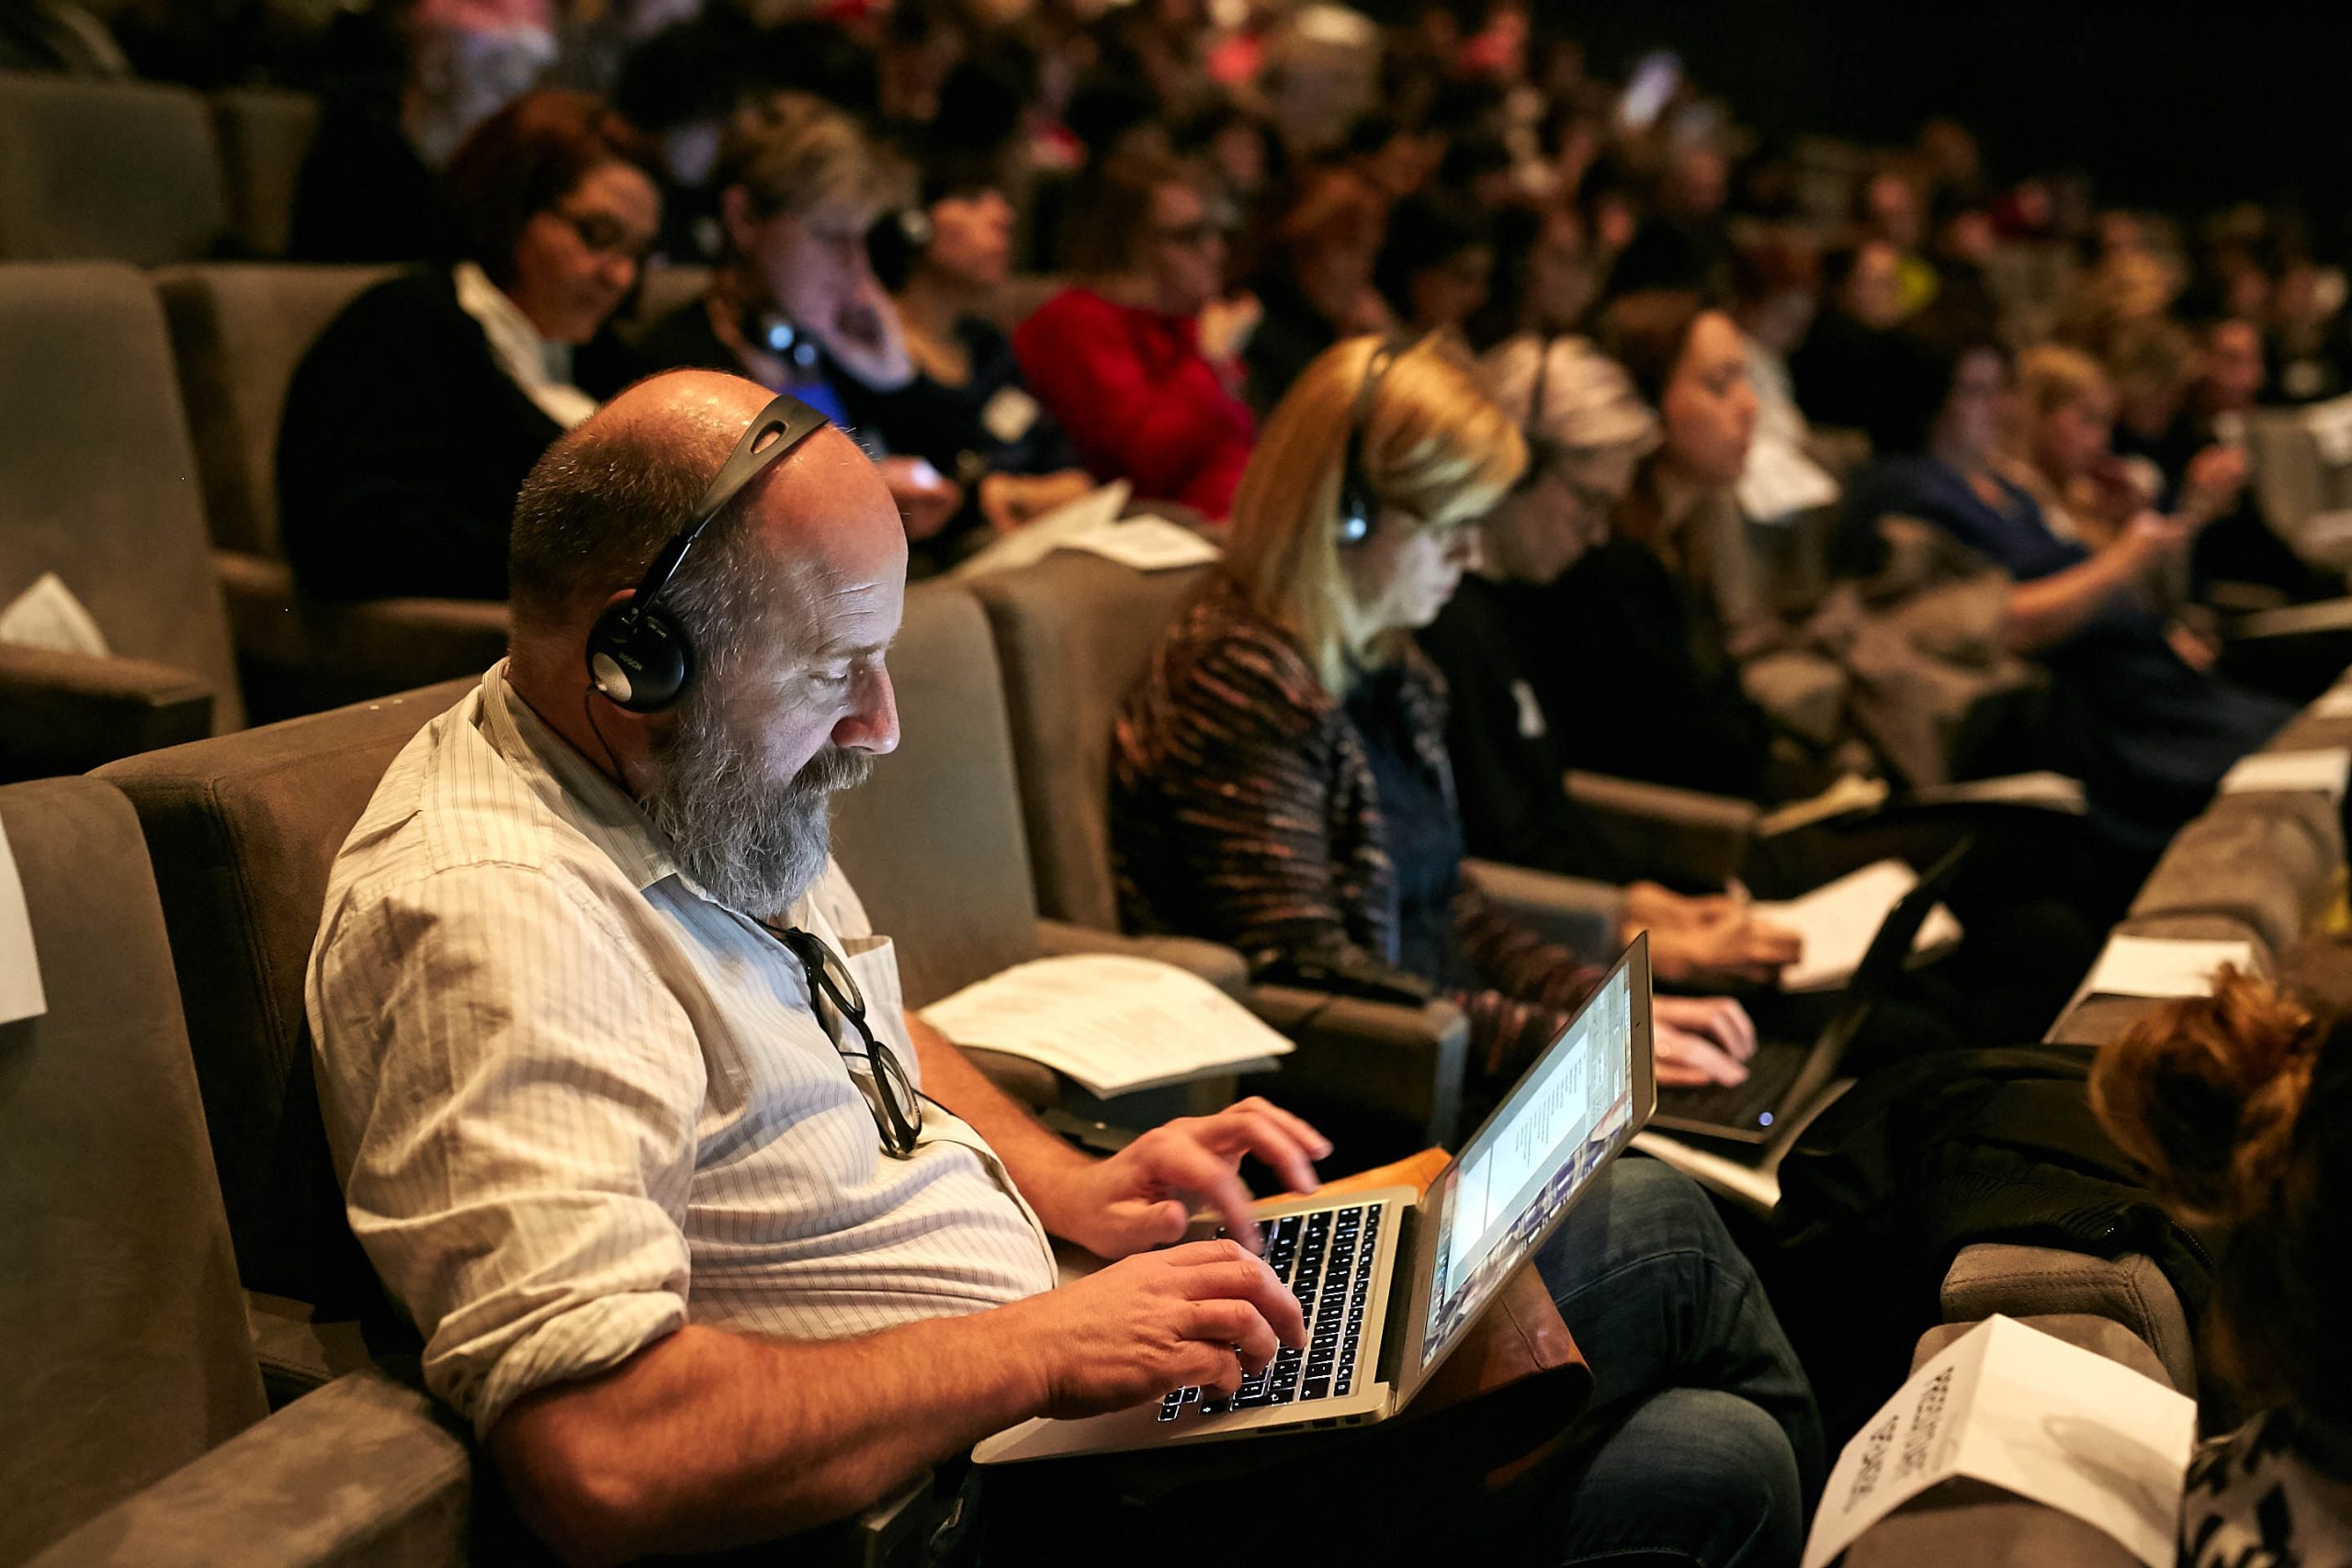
1025, 1097, 1332, 1259
1001, 1239, 1306, 1417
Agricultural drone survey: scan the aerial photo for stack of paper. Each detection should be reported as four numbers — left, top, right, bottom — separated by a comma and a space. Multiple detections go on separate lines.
952, 480, 1132, 579
2082, 935, 2259, 1000
2218, 748, 2350, 801
1754, 859, 1962, 993
1802, 1315, 2195, 1568
921, 954, 1292, 1099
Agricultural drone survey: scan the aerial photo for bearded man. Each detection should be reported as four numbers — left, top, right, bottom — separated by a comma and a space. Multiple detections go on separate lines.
305, 371, 1329, 1562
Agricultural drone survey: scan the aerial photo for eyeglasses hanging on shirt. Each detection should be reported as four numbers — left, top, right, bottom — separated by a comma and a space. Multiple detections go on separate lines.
763, 921, 925, 1159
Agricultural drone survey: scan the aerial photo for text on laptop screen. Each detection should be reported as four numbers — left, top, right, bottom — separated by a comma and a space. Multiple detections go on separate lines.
1419, 964, 1635, 1369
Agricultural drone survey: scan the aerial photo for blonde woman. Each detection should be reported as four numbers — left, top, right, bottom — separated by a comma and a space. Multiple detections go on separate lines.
1109, 334, 1821, 1565
1109, 335, 1764, 1093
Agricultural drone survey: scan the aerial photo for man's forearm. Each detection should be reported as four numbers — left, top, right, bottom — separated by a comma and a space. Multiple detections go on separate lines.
492, 1308, 1046, 1566
904, 1010, 1098, 1229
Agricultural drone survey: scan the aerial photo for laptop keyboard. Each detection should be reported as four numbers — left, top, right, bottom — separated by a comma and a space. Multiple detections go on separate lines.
1157, 1201, 1383, 1421
1654, 1041, 1809, 1132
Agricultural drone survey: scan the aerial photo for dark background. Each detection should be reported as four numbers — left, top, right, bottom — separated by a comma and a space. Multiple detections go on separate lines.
1554, 1, 2352, 232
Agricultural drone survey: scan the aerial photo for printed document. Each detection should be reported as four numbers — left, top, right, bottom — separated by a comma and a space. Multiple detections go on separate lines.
1754, 860, 1961, 993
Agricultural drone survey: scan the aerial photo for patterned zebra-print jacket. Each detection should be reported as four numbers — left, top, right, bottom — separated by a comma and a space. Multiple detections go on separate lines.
1109, 575, 1602, 1077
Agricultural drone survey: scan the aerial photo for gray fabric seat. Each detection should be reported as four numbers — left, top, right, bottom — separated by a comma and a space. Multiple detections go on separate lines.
154, 263, 510, 722
0, 73, 226, 262
207, 88, 319, 260
0, 776, 267, 1563
0, 262, 240, 778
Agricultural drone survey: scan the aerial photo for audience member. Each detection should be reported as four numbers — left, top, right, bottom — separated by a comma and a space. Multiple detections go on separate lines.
1242, 166, 1393, 415
1371, 186, 1496, 341
1110, 335, 1770, 1091
851, 146, 1092, 574
288, 1, 459, 264
1536, 290, 1784, 798
2091, 975, 2352, 1568
277, 89, 658, 601
311, 368, 1819, 1564
1789, 239, 1906, 434
1464, 200, 1601, 350
1606, 141, 1736, 298
1841, 315, 2290, 849
1423, 333, 1801, 985
1728, 238, 1842, 521
628, 90, 963, 545
1855, 166, 1934, 319
1013, 152, 1259, 518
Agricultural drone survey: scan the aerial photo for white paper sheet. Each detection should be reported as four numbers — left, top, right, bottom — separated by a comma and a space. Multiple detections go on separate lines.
2311, 685, 2352, 720
2218, 748, 2351, 801
921, 954, 1292, 1099
951, 479, 1132, 579
2084, 934, 2259, 1000
0, 818, 47, 1025
1908, 771, 2088, 813
0, 570, 108, 658
1802, 1315, 2196, 1568
1752, 859, 1962, 993
1054, 515, 1224, 572
2233, 597, 2352, 640
1755, 772, 1888, 838
1737, 438, 1841, 522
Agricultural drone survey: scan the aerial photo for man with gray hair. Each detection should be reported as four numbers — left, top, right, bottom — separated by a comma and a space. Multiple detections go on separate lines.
307, 369, 1325, 1562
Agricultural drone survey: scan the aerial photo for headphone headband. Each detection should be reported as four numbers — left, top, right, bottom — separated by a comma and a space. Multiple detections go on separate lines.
587, 392, 832, 712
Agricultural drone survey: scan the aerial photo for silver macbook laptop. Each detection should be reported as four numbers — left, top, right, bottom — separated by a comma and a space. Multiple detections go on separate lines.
974, 935, 1655, 1463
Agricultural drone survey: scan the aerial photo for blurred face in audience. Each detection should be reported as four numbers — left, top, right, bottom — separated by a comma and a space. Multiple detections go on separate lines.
506, 159, 662, 343
1407, 246, 1495, 336
1145, 180, 1227, 318
921, 186, 1017, 293
1657, 310, 1758, 490
2031, 387, 2116, 486
1864, 173, 1922, 253
1346, 511, 1484, 633
1521, 206, 1596, 333
1935, 348, 2011, 466
737, 196, 886, 338
1840, 241, 1905, 330
1485, 450, 1633, 584
2202, 320, 2266, 413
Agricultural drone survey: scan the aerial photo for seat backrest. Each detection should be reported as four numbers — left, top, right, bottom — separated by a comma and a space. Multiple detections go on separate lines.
968, 555, 1216, 929
617, 261, 711, 344
0, 72, 226, 263
0, 262, 243, 730
95, 679, 474, 1311
208, 87, 320, 260
0, 777, 266, 1565
155, 262, 394, 557
830, 581, 1041, 1007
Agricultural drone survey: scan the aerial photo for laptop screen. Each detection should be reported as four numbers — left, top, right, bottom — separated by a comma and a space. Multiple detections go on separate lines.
1418, 961, 1638, 1370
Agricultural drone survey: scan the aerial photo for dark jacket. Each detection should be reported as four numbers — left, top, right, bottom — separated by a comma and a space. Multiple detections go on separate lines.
277, 268, 571, 602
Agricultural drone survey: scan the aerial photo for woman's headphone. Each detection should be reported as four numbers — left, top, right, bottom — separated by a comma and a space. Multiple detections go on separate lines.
1336, 335, 1424, 547
585, 393, 833, 714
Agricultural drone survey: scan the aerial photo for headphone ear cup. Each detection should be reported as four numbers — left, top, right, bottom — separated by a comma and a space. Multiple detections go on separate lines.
866, 207, 931, 294
1336, 496, 1373, 547
587, 603, 694, 714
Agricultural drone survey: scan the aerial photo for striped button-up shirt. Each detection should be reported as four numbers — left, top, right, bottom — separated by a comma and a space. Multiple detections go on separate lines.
308, 663, 1057, 1438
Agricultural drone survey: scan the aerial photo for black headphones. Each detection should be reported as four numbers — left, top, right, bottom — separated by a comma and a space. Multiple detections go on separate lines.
866, 206, 934, 294
1336, 335, 1419, 547
585, 393, 833, 714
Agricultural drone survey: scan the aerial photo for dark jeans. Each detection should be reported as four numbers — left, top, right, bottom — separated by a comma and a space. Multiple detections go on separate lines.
977, 1157, 1819, 1568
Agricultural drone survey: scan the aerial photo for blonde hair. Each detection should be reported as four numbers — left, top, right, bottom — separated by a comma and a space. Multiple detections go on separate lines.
718, 90, 910, 229
1226, 335, 1526, 692
2015, 343, 2112, 422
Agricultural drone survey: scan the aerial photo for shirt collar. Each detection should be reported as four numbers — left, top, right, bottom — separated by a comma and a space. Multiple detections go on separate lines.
451, 260, 599, 430
475, 660, 688, 896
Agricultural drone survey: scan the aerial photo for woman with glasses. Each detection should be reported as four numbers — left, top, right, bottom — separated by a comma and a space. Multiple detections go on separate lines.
277, 89, 660, 602
1110, 336, 1769, 1100
1012, 150, 1261, 520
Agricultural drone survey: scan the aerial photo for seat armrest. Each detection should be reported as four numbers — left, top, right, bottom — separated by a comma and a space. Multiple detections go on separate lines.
1939, 1244, 2195, 1395
0, 643, 213, 775
25, 1371, 470, 1568
1033, 919, 1250, 996
1563, 771, 1758, 888
1247, 985, 1468, 1146
1462, 859, 1624, 960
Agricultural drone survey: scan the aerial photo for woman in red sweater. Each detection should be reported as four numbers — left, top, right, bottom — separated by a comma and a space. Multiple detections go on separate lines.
1013, 151, 1259, 519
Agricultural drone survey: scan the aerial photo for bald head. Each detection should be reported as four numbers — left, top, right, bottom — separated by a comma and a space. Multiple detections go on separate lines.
510, 369, 904, 647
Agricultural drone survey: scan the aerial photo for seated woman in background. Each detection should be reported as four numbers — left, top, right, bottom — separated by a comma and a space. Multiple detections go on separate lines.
1109, 335, 1765, 1095
2011, 343, 2246, 558
1843, 314, 2290, 851
629, 90, 961, 544
1241, 166, 1393, 416
2090, 973, 2352, 1567
852, 142, 1094, 575
1422, 332, 1802, 989
1372, 187, 1496, 343
277, 89, 657, 602
1533, 289, 1790, 800
1013, 152, 1260, 520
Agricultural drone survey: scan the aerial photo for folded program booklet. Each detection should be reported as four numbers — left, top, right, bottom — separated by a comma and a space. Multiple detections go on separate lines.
921, 954, 1293, 1099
